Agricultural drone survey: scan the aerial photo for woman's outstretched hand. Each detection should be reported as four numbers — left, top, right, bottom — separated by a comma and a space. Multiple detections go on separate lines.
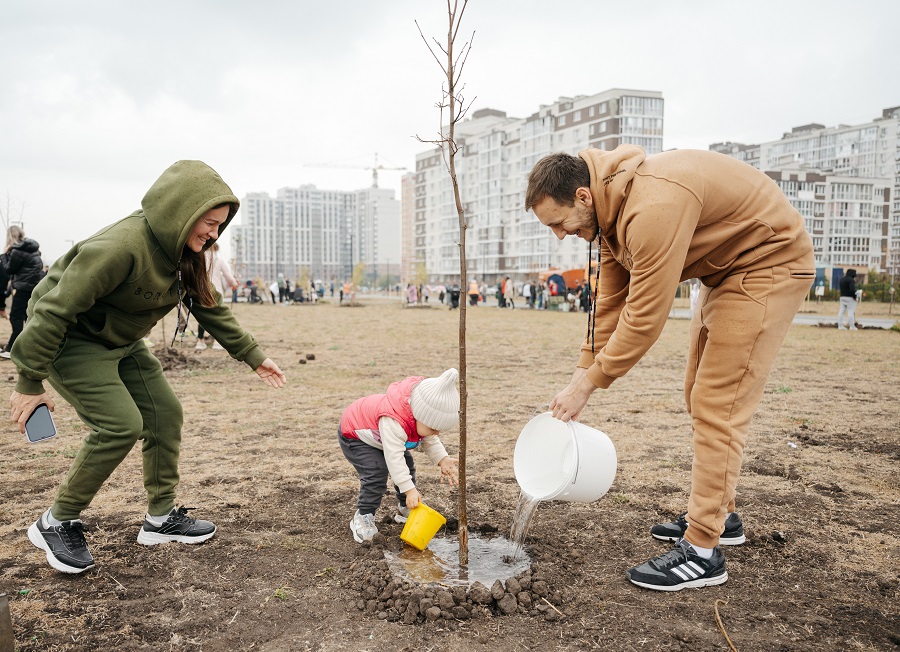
10, 391, 55, 434
255, 359, 287, 388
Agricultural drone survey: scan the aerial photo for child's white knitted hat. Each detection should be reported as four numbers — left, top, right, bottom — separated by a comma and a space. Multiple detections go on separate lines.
410, 368, 459, 432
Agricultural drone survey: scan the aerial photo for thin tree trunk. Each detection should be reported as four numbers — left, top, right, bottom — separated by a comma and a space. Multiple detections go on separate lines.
446, 13, 469, 568
415, 0, 474, 566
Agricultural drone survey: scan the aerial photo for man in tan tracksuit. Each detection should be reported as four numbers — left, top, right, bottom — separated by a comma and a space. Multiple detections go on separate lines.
526, 145, 815, 591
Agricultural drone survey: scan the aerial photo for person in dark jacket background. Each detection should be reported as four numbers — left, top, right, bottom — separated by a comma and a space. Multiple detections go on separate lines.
0, 226, 45, 359
837, 268, 858, 330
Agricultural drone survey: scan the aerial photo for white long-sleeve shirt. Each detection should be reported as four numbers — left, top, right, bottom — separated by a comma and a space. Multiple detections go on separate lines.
206, 250, 237, 295
353, 416, 449, 493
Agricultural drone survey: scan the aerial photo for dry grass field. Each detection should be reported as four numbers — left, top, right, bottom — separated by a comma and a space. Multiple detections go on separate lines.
1, 296, 897, 651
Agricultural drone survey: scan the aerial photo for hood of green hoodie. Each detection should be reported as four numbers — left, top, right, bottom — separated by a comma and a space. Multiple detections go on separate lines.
579, 146, 647, 237
141, 160, 240, 268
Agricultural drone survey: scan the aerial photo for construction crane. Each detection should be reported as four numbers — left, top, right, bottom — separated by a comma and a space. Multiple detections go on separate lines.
301, 152, 407, 189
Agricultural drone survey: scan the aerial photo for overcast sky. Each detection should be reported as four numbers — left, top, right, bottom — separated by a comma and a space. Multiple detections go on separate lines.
2, 0, 897, 263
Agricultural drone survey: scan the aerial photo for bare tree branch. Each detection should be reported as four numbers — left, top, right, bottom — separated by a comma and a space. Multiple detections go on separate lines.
453, 37, 475, 86
414, 20, 446, 71
451, 0, 469, 43
432, 36, 449, 57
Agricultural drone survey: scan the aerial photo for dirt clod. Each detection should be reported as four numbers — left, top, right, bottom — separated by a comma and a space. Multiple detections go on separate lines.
497, 593, 518, 614
151, 346, 193, 371
468, 582, 493, 605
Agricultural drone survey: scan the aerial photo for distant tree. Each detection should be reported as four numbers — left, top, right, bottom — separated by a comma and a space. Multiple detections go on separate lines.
297, 267, 311, 299
349, 261, 366, 304
415, 261, 429, 288
861, 269, 896, 303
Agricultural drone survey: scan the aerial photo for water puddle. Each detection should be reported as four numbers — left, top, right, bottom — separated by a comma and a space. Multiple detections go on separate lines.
385, 491, 544, 587
384, 533, 531, 587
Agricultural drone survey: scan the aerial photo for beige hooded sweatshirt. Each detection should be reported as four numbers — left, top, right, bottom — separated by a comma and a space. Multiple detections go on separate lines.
576, 145, 814, 389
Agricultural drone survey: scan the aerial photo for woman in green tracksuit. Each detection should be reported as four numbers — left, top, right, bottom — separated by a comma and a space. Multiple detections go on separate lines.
9, 160, 287, 574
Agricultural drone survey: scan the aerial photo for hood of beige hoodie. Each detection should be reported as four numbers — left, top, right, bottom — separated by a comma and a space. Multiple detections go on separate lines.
578, 145, 647, 237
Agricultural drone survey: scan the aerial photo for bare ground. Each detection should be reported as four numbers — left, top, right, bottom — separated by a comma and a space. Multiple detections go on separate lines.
1, 297, 898, 651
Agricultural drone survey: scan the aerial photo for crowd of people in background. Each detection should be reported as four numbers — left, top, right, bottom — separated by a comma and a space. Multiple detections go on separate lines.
402, 276, 600, 312
235, 274, 323, 305
395, 271, 885, 333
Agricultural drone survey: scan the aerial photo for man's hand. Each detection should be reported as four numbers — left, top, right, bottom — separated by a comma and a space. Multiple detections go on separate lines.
438, 456, 459, 486
255, 359, 287, 388
10, 391, 55, 434
549, 370, 596, 422
405, 487, 421, 510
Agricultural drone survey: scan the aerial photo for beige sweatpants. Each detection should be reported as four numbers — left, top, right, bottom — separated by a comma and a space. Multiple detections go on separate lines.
684, 262, 815, 548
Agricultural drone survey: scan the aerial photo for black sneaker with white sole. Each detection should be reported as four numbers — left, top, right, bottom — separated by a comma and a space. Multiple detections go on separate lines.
627, 539, 728, 591
650, 511, 746, 545
27, 515, 95, 574
136, 506, 216, 545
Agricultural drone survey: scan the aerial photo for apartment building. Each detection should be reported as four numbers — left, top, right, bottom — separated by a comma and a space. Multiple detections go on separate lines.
765, 170, 890, 280
408, 88, 664, 285
712, 106, 900, 275
230, 184, 399, 286
400, 172, 416, 285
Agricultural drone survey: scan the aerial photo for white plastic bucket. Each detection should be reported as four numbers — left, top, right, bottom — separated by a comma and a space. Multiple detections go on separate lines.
513, 412, 617, 502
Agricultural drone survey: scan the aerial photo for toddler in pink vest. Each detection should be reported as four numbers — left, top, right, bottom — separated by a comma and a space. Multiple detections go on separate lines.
338, 368, 459, 543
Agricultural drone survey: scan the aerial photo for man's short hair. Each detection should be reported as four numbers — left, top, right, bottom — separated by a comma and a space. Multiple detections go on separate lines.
525, 152, 591, 211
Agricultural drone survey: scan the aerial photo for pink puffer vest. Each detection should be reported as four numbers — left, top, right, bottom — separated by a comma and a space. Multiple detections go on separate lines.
340, 376, 424, 443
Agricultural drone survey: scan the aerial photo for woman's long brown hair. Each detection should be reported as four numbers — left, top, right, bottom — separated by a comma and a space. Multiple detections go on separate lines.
180, 247, 217, 308
179, 203, 233, 308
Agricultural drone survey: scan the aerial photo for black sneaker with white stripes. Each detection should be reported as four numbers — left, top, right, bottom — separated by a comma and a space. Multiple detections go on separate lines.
136, 506, 216, 545
626, 539, 728, 591
650, 511, 746, 545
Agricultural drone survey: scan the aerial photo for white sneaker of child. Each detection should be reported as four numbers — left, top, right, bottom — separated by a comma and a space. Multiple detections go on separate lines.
394, 503, 412, 524
350, 510, 378, 543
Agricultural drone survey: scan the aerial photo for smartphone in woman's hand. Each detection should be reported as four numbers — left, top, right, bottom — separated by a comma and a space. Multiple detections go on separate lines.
25, 404, 57, 443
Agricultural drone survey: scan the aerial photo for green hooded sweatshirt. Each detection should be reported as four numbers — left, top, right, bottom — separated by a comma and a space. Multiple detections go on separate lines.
13, 160, 267, 395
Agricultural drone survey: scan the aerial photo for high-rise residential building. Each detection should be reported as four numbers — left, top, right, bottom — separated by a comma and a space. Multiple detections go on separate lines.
409, 88, 664, 285
352, 186, 401, 287
764, 170, 890, 281
711, 106, 900, 277
400, 172, 416, 285
231, 184, 399, 287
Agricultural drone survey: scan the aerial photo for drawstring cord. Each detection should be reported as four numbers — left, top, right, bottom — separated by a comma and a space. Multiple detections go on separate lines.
587, 229, 602, 354
170, 264, 193, 348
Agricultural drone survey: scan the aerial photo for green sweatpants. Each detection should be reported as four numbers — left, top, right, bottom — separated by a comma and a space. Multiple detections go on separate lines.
47, 338, 183, 521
